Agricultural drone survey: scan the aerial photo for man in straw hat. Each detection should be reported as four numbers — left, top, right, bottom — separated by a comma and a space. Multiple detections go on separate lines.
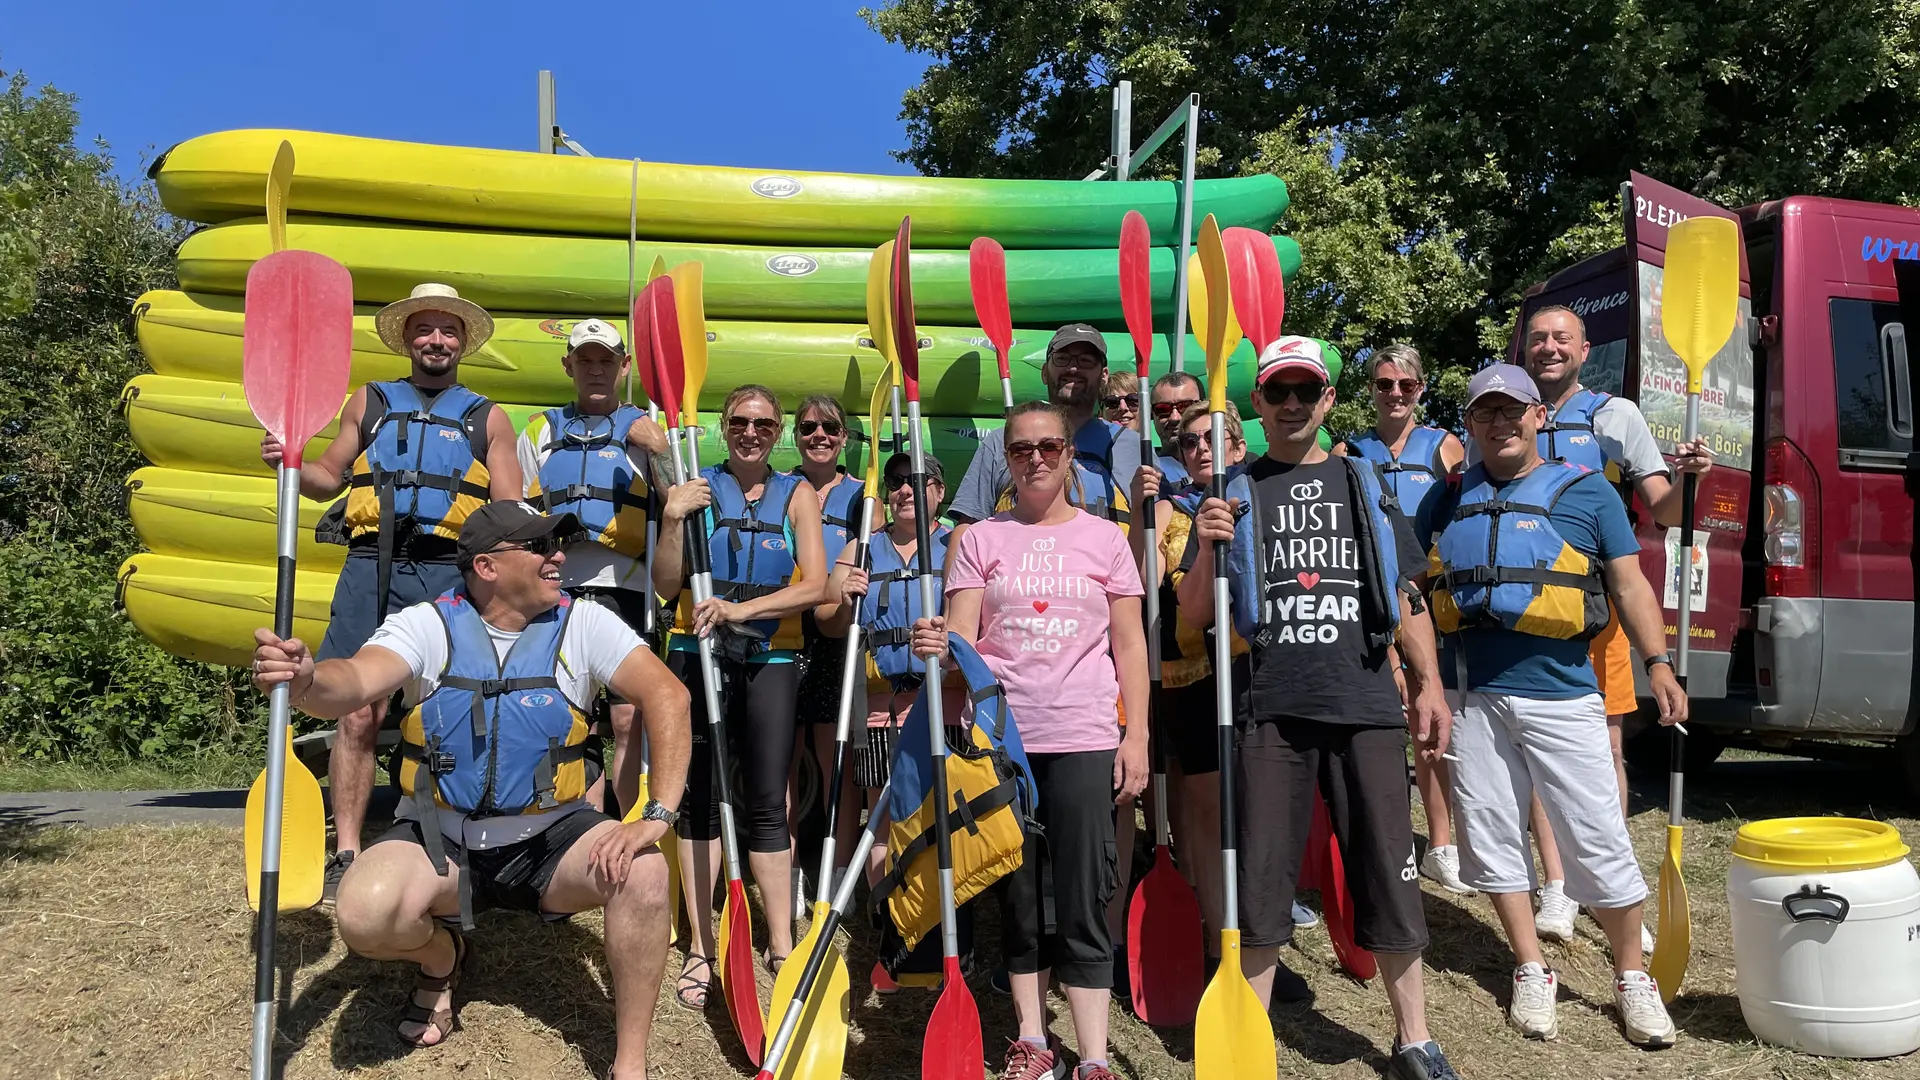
261, 282, 523, 906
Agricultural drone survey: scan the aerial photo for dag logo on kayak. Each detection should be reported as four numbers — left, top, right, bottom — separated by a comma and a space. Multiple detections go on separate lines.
751, 176, 803, 199
766, 254, 818, 277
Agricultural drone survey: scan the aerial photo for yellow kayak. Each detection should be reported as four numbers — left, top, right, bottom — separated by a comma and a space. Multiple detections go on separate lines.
128, 466, 346, 571
152, 128, 1290, 249
118, 553, 336, 669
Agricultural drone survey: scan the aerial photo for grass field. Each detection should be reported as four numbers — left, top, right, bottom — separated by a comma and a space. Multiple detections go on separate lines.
2, 752, 1917, 1079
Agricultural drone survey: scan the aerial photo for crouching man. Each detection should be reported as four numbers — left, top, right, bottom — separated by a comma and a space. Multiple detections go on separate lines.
252, 501, 690, 1080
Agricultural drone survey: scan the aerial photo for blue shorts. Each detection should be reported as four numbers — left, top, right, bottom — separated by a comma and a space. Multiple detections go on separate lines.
315, 553, 464, 661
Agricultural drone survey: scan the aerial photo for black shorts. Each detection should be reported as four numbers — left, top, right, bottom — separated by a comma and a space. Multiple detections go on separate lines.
1237, 718, 1428, 954
370, 807, 614, 916
317, 552, 464, 662
1157, 655, 1249, 776
568, 585, 655, 645
1001, 748, 1119, 989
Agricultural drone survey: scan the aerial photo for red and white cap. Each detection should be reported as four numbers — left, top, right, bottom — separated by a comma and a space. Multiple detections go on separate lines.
1255, 335, 1331, 384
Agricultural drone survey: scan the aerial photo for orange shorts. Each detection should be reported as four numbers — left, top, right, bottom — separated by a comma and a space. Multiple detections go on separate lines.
1589, 610, 1636, 718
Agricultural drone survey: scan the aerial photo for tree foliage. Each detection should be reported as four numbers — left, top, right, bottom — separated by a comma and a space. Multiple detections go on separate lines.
0, 66, 264, 764
864, 0, 1920, 393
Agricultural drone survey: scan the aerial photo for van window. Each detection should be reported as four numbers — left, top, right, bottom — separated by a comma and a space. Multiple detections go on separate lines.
1829, 298, 1912, 456
1584, 339, 1628, 397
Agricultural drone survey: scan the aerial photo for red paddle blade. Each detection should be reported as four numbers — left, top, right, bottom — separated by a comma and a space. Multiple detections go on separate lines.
1118, 210, 1156, 378
241, 250, 353, 469
1221, 226, 1287, 353
723, 880, 766, 1064
968, 237, 1012, 379
923, 955, 983, 1080
1310, 792, 1377, 981
1129, 846, 1205, 1026
892, 218, 921, 401
645, 277, 686, 429
629, 291, 661, 411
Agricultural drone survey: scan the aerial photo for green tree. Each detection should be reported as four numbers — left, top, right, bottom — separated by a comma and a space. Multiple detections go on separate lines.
0, 66, 264, 766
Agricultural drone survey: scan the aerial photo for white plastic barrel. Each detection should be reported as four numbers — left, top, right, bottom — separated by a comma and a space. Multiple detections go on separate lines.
1728, 817, 1920, 1058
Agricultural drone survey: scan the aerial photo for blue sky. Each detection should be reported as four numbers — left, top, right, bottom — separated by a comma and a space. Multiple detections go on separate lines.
5, 1, 928, 179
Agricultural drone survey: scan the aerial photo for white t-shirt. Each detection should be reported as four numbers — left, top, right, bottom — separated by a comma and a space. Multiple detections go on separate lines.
365, 599, 643, 848
516, 413, 654, 592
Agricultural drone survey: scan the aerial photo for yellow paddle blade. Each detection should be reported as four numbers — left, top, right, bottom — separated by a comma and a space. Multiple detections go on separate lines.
647, 254, 669, 282
624, 772, 685, 945
1193, 929, 1276, 1079
1195, 216, 1241, 411
866, 239, 898, 369
1649, 823, 1691, 1004
1661, 216, 1741, 393
244, 742, 325, 911
769, 902, 852, 1080
864, 358, 897, 495
265, 140, 294, 255
669, 262, 709, 426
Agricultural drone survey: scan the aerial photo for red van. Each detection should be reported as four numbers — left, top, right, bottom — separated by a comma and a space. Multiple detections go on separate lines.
1515, 173, 1920, 789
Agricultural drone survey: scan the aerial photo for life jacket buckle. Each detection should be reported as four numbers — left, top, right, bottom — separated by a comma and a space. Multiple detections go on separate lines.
428, 750, 457, 775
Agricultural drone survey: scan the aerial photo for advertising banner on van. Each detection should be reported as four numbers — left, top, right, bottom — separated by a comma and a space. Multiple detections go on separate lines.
1626, 172, 1757, 471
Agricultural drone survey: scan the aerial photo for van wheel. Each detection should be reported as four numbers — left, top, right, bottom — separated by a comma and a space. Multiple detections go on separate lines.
1624, 723, 1723, 779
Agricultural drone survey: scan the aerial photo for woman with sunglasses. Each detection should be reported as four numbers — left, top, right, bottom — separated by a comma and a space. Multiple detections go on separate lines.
1341, 344, 1470, 896
651, 384, 828, 1005
911, 401, 1149, 1080
1100, 370, 1141, 430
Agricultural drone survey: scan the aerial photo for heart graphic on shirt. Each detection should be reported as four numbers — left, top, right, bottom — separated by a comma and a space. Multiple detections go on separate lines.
1297, 572, 1322, 590
1032, 600, 1050, 614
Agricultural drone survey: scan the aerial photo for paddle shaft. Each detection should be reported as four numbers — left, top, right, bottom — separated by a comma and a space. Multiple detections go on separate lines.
903, 397, 962, 959
1136, 411, 1169, 845
1208, 415, 1240, 931
818, 499, 876, 891
249, 461, 302, 1080
1670, 393, 1702, 824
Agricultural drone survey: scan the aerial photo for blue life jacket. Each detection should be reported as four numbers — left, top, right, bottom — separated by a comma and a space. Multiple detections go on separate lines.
1222, 457, 1412, 651
995, 418, 1132, 529
1538, 388, 1612, 471
877, 632, 1037, 952
673, 464, 806, 650
528, 404, 651, 557
803, 468, 865, 568
1155, 448, 1190, 488
345, 380, 493, 541
1432, 462, 1611, 641
1347, 424, 1447, 512
859, 525, 951, 685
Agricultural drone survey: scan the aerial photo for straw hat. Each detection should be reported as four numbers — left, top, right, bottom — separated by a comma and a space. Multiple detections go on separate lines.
374, 283, 495, 357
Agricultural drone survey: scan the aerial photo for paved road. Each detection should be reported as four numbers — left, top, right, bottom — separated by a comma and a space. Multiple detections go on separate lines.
0, 787, 399, 829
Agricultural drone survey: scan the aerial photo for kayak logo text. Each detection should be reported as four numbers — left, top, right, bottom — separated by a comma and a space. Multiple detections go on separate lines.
767, 254, 819, 277
752, 176, 804, 199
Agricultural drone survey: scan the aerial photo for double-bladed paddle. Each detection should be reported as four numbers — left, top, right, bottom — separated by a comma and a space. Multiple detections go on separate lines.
1120, 210, 1205, 1026
1191, 215, 1278, 1080
894, 218, 985, 1080
968, 237, 1015, 412
1648, 214, 1738, 1004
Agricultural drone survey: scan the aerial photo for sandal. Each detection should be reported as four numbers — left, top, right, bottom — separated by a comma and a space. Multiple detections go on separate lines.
676, 953, 715, 1011
397, 924, 468, 1048
764, 948, 790, 976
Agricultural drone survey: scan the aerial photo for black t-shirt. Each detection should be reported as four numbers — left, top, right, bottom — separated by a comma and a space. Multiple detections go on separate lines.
1241, 456, 1422, 728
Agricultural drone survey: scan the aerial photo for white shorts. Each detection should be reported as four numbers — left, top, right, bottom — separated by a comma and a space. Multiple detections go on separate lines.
1447, 690, 1648, 908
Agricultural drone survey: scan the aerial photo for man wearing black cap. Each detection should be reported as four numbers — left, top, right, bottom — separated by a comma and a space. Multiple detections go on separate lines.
948, 323, 1144, 541
250, 501, 690, 1079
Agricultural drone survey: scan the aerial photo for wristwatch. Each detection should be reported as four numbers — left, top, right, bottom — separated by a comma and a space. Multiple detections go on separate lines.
1642, 652, 1675, 673
640, 799, 679, 828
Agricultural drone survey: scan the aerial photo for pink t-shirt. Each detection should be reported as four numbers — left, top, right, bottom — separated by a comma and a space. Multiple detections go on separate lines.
946, 508, 1144, 754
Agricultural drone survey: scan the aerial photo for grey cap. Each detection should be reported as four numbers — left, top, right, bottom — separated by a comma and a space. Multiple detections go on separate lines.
1466, 363, 1543, 408
1047, 323, 1108, 361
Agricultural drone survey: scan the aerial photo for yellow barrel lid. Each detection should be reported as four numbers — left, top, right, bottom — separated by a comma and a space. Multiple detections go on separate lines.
1733, 817, 1911, 871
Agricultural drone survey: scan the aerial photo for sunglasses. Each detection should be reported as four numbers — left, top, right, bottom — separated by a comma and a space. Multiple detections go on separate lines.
484, 534, 562, 559
726, 415, 781, 436
1151, 398, 1203, 419
1466, 401, 1533, 424
1374, 377, 1422, 395
1101, 392, 1140, 410
885, 471, 941, 492
1048, 352, 1107, 372
1261, 381, 1327, 406
1006, 437, 1069, 463
1176, 430, 1244, 453
795, 418, 844, 438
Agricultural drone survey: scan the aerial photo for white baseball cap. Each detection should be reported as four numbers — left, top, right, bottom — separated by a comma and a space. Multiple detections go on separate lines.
1255, 335, 1331, 384
567, 318, 625, 353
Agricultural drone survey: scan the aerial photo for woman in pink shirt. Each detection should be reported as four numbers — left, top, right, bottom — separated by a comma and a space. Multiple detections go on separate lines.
913, 401, 1149, 1080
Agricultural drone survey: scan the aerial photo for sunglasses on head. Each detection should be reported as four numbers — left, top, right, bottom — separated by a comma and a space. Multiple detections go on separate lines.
795, 418, 844, 438
1466, 401, 1533, 424
484, 534, 562, 559
1261, 380, 1327, 406
1151, 397, 1203, 419
1006, 437, 1069, 463
726, 415, 781, 436
1374, 377, 1422, 395
1101, 392, 1140, 410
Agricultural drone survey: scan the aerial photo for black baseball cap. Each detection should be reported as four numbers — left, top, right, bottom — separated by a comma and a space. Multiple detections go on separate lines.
457, 501, 580, 568
883, 450, 944, 482
1047, 324, 1108, 361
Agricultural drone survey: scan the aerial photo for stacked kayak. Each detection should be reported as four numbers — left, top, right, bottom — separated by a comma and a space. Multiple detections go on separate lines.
123, 128, 1301, 666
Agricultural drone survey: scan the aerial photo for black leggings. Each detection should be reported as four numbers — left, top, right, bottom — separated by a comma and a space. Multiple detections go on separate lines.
1001, 748, 1119, 989
670, 650, 798, 853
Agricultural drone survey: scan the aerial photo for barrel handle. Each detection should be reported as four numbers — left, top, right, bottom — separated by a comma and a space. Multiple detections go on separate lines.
1781, 884, 1850, 924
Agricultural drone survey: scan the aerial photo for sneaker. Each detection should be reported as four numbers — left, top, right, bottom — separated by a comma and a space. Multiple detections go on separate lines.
1419, 845, 1476, 895
1000, 1037, 1066, 1080
1388, 1041, 1461, 1080
1291, 898, 1321, 930
1507, 961, 1559, 1039
1072, 1064, 1119, 1080
1534, 882, 1576, 942
320, 850, 355, 909
1615, 970, 1677, 1048
1271, 954, 1314, 1005
870, 961, 899, 996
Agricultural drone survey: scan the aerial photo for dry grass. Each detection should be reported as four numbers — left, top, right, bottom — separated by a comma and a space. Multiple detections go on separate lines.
2, 754, 1918, 1079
